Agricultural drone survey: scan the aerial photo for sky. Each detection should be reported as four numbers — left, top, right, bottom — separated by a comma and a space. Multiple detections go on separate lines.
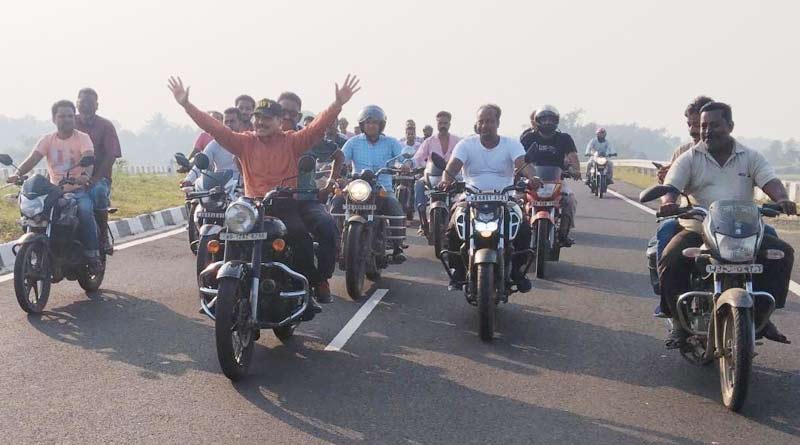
2, 0, 798, 141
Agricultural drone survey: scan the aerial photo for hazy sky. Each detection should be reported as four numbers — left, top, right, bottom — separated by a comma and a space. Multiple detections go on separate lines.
2, 0, 798, 141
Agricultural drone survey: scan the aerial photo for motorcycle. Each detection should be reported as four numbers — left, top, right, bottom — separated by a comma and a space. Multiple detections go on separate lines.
586, 152, 616, 198
334, 161, 407, 300
640, 183, 787, 411
391, 153, 418, 220
439, 181, 532, 341
527, 165, 573, 279
420, 152, 456, 258
196, 156, 320, 381
0, 154, 110, 314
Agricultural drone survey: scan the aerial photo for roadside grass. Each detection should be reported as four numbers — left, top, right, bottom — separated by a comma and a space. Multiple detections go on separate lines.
0, 173, 184, 243
614, 166, 658, 190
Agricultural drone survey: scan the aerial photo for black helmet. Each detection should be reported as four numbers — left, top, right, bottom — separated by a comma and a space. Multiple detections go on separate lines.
357, 105, 387, 132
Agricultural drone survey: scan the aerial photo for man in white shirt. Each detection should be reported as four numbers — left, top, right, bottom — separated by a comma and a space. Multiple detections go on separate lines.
438, 104, 541, 292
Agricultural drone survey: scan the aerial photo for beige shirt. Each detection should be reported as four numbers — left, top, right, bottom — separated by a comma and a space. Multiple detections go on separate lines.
669, 141, 696, 163
665, 138, 777, 231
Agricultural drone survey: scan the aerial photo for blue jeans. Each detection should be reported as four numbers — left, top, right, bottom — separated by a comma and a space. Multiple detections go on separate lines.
656, 219, 778, 264
74, 191, 100, 254
414, 179, 427, 211
89, 178, 111, 210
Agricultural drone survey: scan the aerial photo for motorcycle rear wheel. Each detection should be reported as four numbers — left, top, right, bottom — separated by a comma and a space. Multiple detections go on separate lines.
477, 263, 496, 342
344, 223, 366, 300
719, 306, 753, 412
13, 243, 51, 314
215, 278, 255, 381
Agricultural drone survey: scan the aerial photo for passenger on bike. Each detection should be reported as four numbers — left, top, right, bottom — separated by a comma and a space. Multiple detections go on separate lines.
180, 107, 244, 187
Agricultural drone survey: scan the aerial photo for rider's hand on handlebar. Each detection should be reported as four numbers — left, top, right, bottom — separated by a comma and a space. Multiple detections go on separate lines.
526, 177, 543, 190
6, 175, 19, 184
659, 202, 680, 216
778, 199, 797, 216
437, 180, 450, 191
179, 180, 192, 188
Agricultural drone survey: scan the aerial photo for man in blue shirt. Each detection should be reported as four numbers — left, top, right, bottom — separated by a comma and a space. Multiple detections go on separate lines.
331, 105, 407, 260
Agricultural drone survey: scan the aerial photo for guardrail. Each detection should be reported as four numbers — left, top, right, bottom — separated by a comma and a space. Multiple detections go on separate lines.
611, 159, 800, 203
0, 164, 175, 180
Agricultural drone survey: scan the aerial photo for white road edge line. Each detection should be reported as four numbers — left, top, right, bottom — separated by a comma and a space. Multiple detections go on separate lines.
325, 289, 389, 352
608, 186, 800, 296
0, 227, 186, 284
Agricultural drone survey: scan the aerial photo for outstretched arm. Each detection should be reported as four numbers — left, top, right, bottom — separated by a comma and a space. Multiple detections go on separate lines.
290, 75, 361, 155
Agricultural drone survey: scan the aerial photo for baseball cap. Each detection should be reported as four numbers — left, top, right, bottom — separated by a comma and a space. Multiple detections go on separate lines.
253, 98, 283, 117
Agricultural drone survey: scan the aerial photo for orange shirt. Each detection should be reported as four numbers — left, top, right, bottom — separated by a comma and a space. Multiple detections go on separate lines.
185, 102, 341, 198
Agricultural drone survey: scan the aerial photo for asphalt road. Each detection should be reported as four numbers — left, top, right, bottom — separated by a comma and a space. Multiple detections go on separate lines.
1, 183, 799, 444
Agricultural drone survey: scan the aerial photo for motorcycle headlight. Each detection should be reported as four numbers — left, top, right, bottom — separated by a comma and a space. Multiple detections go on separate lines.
20, 195, 46, 218
224, 201, 257, 233
348, 180, 372, 202
537, 183, 557, 199
715, 234, 758, 263
473, 220, 499, 237
596, 157, 608, 166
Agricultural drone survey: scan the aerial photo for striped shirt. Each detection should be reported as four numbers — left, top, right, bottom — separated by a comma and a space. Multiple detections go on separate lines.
342, 134, 404, 190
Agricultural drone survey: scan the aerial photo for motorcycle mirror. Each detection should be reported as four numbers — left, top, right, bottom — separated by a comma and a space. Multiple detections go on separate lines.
360, 169, 375, 181
639, 184, 679, 203
652, 162, 664, 169
0, 154, 13, 166
174, 153, 192, 170
78, 155, 96, 167
430, 152, 447, 170
297, 155, 316, 173
193, 153, 210, 170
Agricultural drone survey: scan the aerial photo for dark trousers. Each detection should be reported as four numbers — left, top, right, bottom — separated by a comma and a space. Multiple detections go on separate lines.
267, 205, 320, 286
445, 201, 532, 279
658, 229, 794, 317
330, 194, 406, 249
299, 201, 339, 280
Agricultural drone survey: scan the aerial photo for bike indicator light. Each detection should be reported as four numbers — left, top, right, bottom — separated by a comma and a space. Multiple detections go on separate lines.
272, 238, 286, 252
766, 249, 785, 260
379, 189, 388, 198
207, 240, 221, 254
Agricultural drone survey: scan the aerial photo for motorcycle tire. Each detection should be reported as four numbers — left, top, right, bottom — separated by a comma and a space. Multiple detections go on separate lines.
599, 176, 606, 199
344, 223, 366, 300
13, 242, 51, 314
215, 277, 255, 381
535, 220, 550, 279
477, 263, 496, 342
431, 208, 447, 259
719, 306, 753, 412
77, 257, 105, 293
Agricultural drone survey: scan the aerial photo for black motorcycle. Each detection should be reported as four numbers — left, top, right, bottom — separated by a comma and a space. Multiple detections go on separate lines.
336, 164, 407, 300
420, 153, 457, 258
640, 184, 788, 411
440, 181, 532, 341
0, 154, 109, 314
197, 156, 320, 381
390, 153, 419, 220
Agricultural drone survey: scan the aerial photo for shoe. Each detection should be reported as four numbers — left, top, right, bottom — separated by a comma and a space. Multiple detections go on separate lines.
448, 280, 463, 291
759, 321, 791, 344
653, 304, 669, 318
560, 236, 575, 247
87, 256, 104, 275
315, 280, 333, 304
449, 269, 465, 291
308, 297, 323, 314
665, 320, 688, 349
511, 269, 532, 293
417, 228, 425, 236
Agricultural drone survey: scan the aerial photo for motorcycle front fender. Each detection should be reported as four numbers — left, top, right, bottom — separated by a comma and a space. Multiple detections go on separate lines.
15, 232, 48, 247
199, 224, 224, 237
532, 210, 555, 224
715, 287, 754, 310
473, 248, 498, 264
217, 261, 248, 280
429, 201, 449, 211
347, 215, 368, 225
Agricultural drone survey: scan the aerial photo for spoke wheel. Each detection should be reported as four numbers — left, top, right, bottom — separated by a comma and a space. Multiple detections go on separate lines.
13, 243, 51, 314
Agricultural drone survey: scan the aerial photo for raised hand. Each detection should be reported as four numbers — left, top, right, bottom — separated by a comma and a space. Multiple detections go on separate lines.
334, 74, 361, 106
167, 76, 190, 106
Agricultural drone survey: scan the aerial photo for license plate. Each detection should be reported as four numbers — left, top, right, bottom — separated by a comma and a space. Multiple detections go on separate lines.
466, 194, 506, 202
531, 200, 557, 207
705, 264, 763, 274
196, 212, 226, 219
219, 232, 269, 241
344, 204, 377, 211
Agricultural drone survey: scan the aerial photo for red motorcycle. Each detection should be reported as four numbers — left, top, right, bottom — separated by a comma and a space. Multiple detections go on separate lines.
525, 165, 570, 278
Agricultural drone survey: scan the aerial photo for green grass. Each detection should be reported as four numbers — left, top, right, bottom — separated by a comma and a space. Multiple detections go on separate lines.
0, 173, 185, 243
614, 166, 659, 190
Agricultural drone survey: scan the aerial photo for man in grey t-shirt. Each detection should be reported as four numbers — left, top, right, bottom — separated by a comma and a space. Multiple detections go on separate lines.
181, 107, 243, 186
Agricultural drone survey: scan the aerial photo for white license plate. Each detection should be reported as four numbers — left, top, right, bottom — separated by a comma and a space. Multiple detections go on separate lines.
531, 200, 557, 207
706, 264, 763, 274
344, 204, 377, 211
466, 194, 506, 202
220, 232, 269, 241
196, 212, 226, 219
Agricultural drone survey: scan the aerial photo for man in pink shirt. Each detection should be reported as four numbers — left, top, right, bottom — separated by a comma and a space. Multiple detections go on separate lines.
413, 111, 460, 233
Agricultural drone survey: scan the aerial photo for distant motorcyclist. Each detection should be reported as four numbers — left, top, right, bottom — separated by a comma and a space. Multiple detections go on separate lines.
584, 127, 616, 184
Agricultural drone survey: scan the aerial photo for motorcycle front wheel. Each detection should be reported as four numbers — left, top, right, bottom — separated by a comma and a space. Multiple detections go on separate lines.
77, 256, 105, 293
598, 175, 606, 199
13, 242, 51, 314
534, 220, 550, 279
719, 306, 753, 412
430, 207, 447, 259
344, 223, 367, 300
215, 278, 255, 381
477, 263, 496, 342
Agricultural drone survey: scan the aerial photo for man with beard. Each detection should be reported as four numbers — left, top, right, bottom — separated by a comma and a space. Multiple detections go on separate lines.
659, 101, 795, 347
167, 75, 360, 309
235, 94, 255, 131
277, 90, 343, 302
422, 125, 434, 140
520, 105, 581, 247
76, 88, 122, 255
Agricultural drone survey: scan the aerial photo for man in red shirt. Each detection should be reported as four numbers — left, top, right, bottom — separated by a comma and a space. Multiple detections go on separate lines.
168, 74, 360, 306
76, 88, 122, 254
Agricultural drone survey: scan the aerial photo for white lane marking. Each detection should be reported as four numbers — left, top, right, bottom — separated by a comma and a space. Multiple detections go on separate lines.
325, 288, 389, 352
0, 227, 186, 284
609, 186, 800, 296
